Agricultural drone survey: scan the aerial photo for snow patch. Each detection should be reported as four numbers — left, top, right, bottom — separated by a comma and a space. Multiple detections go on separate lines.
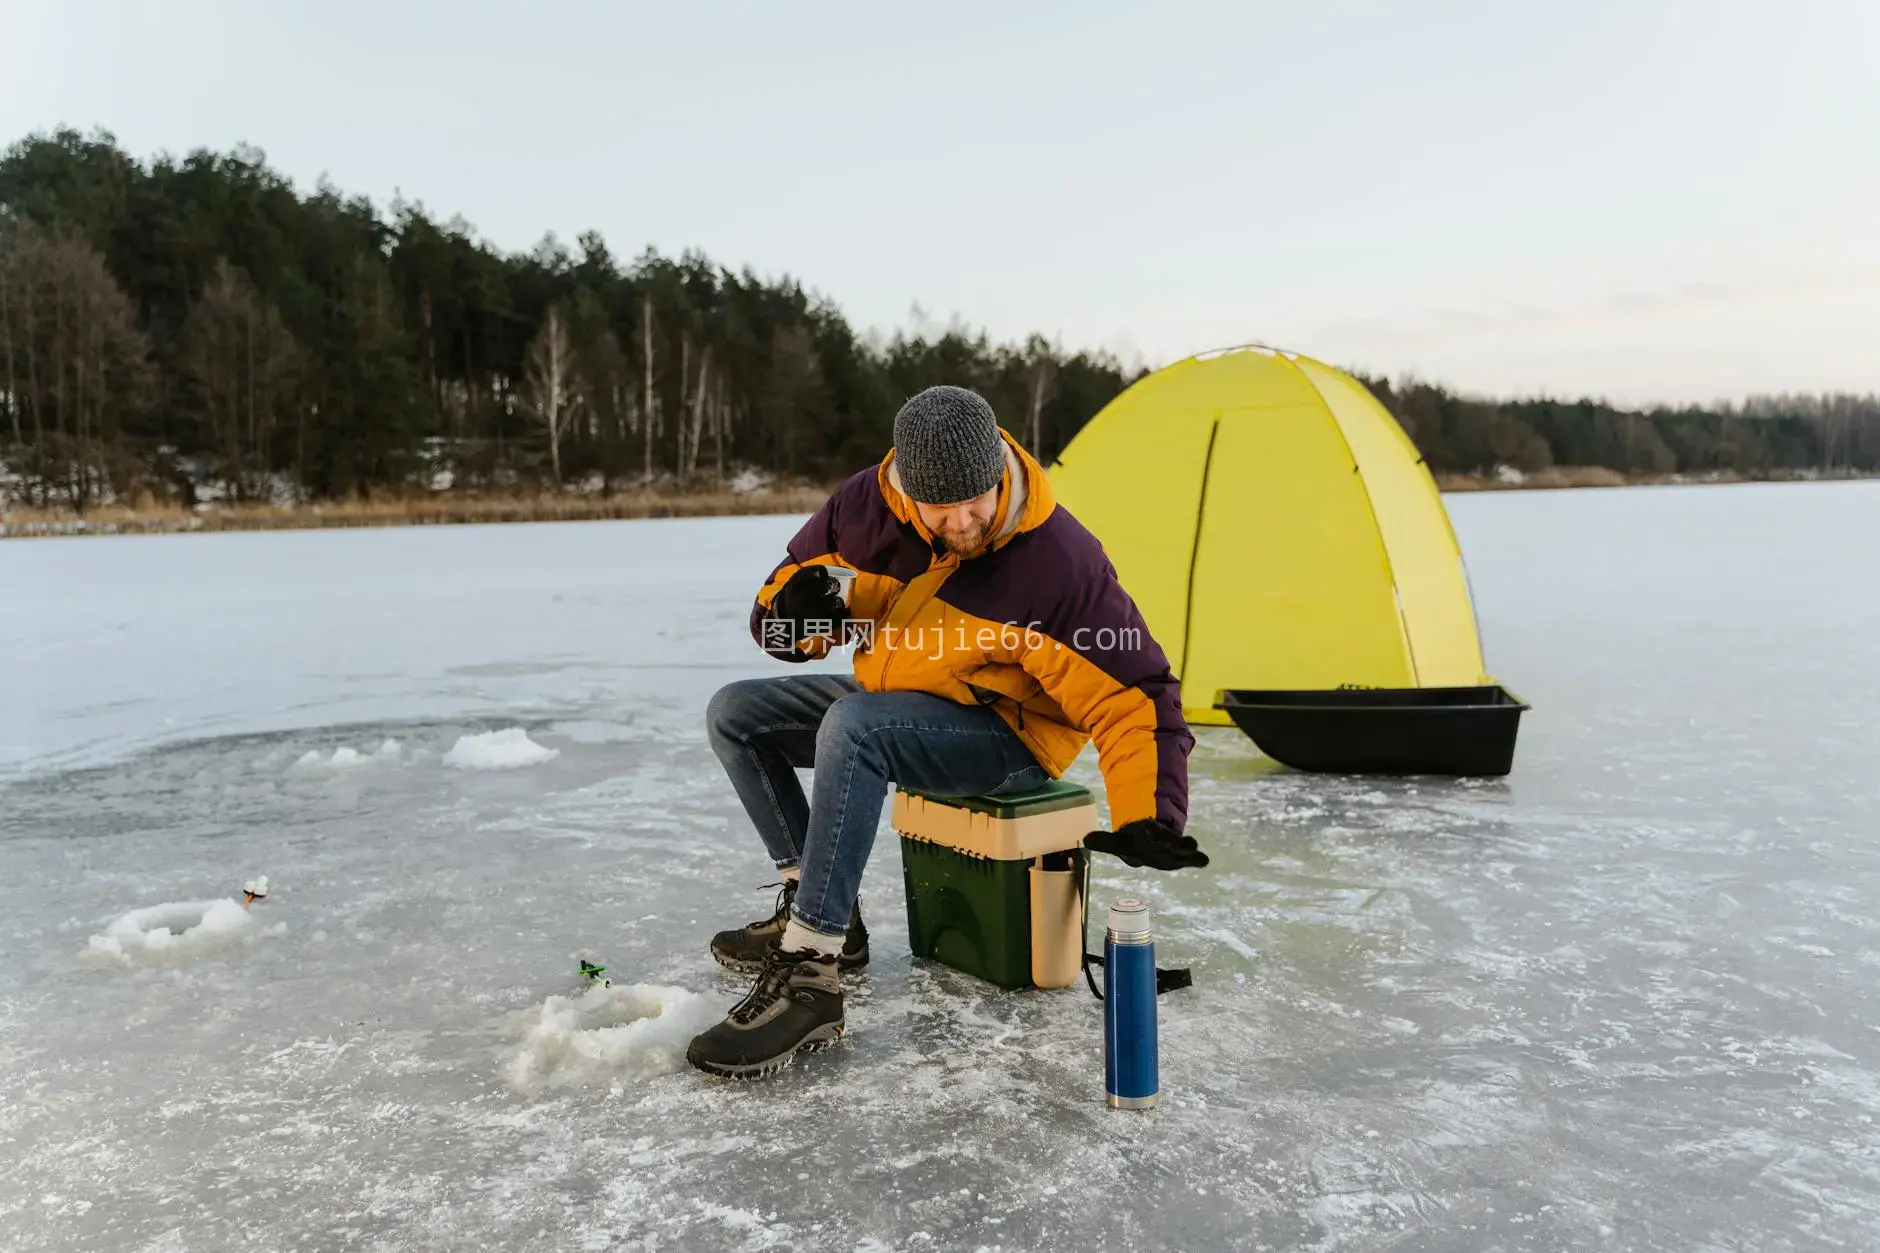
0, 456, 22, 511
81, 898, 285, 966
695, 1200, 792, 1247
443, 728, 558, 771
1195, 927, 1260, 961
292, 739, 402, 772
506, 983, 722, 1091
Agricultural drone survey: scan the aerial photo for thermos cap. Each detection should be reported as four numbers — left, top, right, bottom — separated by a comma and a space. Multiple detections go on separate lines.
1108, 898, 1152, 939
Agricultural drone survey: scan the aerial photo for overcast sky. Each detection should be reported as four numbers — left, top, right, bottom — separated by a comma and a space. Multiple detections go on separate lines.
3, 0, 1875, 405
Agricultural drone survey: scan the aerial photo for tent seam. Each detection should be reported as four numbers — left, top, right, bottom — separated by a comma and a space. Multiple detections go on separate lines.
1177, 413, 1221, 691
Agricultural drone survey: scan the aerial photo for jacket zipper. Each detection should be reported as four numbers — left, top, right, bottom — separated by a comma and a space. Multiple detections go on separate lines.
879, 551, 955, 693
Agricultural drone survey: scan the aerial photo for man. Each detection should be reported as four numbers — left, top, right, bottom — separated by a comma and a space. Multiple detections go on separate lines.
686, 385, 1206, 1079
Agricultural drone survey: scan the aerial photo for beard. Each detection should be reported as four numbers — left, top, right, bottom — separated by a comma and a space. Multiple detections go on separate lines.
931, 517, 992, 557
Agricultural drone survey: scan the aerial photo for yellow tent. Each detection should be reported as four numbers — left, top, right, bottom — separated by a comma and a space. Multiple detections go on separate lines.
1047, 345, 1488, 727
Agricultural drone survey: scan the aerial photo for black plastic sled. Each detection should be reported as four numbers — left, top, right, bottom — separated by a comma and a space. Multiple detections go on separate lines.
1215, 685, 1529, 777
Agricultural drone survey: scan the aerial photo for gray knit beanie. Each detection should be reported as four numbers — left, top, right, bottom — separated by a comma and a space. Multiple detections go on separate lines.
892, 386, 1006, 505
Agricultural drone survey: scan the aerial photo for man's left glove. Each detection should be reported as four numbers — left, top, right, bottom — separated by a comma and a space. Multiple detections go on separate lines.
769, 565, 850, 634
1084, 819, 1209, 871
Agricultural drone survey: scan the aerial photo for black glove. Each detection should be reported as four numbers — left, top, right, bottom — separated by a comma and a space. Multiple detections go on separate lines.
1084, 819, 1209, 871
769, 565, 848, 631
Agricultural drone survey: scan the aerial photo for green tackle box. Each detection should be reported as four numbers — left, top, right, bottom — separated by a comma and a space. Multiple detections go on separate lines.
894, 778, 1096, 990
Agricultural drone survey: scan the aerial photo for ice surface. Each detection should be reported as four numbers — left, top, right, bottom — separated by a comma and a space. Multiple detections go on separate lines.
0, 517, 771, 775
443, 727, 559, 770
3, 485, 1880, 1250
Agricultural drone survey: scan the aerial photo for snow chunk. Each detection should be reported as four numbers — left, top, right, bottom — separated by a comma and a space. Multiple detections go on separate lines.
292, 739, 402, 772
443, 728, 558, 771
81, 898, 284, 967
506, 983, 721, 1091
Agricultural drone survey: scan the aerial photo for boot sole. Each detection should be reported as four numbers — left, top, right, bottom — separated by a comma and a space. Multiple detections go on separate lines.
712, 946, 870, 976
686, 1023, 846, 1080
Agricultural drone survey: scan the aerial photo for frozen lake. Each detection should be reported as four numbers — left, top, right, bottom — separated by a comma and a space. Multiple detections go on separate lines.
3, 482, 1878, 1251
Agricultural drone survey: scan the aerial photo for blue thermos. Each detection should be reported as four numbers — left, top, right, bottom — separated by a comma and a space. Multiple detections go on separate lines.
1103, 898, 1159, 1109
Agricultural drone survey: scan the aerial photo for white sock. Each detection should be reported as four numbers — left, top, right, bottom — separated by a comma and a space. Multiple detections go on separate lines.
778, 865, 801, 883
780, 918, 843, 958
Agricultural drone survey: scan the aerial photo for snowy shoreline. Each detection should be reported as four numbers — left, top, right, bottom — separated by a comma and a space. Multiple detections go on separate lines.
0, 486, 833, 540
5, 471, 1874, 540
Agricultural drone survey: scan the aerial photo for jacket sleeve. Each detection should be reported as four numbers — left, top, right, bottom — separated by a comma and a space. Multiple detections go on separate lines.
1018, 564, 1193, 831
750, 494, 844, 664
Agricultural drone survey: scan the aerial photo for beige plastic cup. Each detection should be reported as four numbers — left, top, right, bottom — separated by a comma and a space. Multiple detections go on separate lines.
1029, 858, 1085, 989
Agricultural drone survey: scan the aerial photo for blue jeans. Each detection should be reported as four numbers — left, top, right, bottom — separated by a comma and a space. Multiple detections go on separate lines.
705, 674, 1051, 939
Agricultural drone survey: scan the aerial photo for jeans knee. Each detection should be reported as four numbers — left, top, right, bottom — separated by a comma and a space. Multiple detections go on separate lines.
814, 692, 879, 761
705, 678, 764, 748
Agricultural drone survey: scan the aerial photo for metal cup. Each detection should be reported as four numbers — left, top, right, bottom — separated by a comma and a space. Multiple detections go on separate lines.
801, 565, 857, 641
823, 565, 857, 607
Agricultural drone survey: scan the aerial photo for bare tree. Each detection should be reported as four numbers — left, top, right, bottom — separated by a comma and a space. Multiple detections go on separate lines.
675, 329, 692, 477
711, 369, 730, 486
1023, 335, 1059, 456
763, 323, 823, 475
638, 293, 663, 483
0, 221, 152, 508
1819, 398, 1851, 471
522, 302, 580, 484
0, 234, 18, 448
576, 324, 632, 486
182, 261, 302, 502
681, 340, 712, 479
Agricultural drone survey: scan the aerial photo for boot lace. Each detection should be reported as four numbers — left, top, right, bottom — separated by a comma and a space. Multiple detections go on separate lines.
729, 948, 806, 1025
749, 879, 796, 931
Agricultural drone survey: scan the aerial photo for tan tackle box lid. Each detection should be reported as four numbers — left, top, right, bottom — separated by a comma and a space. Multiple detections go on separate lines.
892, 779, 1096, 861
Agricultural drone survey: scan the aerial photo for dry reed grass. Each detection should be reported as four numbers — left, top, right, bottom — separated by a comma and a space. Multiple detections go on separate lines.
1, 485, 835, 538
1438, 466, 1655, 492
11, 467, 1852, 539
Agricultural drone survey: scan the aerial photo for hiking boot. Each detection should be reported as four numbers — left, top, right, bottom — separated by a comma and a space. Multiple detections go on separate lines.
686, 946, 844, 1079
709, 880, 796, 973
710, 883, 871, 974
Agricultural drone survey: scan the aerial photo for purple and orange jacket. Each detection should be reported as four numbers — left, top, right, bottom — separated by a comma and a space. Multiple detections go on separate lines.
748, 429, 1193, 831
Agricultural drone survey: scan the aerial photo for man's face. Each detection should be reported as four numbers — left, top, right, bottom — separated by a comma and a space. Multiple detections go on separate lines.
914, 487, 1000, 556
